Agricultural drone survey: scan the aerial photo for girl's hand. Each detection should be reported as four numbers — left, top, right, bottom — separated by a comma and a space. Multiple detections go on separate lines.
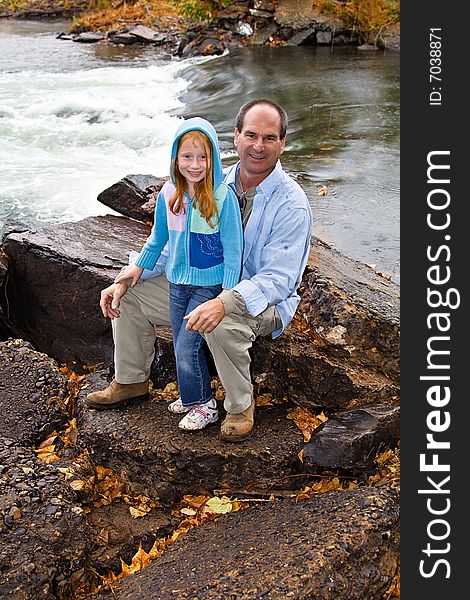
114, 265, 144, 288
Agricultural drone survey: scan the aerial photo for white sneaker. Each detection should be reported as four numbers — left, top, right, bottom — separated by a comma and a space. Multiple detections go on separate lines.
178, 405, 219, 431
168, 397, 191, 414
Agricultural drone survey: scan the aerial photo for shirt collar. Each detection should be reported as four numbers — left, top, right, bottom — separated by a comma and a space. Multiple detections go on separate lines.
225, 160, 284, 198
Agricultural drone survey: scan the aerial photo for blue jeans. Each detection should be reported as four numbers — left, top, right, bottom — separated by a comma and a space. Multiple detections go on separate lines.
169, 283, 222, 407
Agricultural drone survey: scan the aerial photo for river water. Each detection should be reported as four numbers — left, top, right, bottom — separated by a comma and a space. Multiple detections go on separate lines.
0, 19, 399, 282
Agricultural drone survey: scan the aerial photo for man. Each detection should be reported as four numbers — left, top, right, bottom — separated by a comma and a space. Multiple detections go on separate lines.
86, 98, 313, 442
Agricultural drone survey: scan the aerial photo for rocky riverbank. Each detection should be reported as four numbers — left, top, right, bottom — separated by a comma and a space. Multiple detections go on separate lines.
0, 169, 400, 598
1, 0, 400, 58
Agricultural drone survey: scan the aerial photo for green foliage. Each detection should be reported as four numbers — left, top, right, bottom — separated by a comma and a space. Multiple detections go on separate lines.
170, 0, 234, 23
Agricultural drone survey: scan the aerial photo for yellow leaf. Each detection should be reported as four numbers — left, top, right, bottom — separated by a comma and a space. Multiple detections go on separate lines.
148, 538, 166, 559
316, 185, 328, 196
180, 507, 197, 516
129, 506, 149, 518
95, 465, 113, 480
57, 467, 74, 480
206, 496, 233, 514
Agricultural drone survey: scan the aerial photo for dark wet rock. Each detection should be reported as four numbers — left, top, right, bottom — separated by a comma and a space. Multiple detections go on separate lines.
107, 31, 137, 45
99, 487, 399, 600
1, 216, 149, 365
0, 251, 7, 302
0, 217, 32, 243
78, 370, 306, 505
127, 25, 162, 43
251, 21, 278, 44
287, 25, 317, 45
302, 404, 400, 474
0, 339, 69, 446
97, 174, 167, 223
177, 29, 228, 57
73, 31, 106, 43
0, 443, 91, 599
316, 30, 333, 45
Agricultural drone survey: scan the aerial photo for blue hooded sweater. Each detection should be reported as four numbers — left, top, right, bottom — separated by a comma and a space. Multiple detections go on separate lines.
134, 117, 243, 289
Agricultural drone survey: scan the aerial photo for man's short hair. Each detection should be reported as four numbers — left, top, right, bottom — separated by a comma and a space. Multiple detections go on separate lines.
235, 99, 288, 139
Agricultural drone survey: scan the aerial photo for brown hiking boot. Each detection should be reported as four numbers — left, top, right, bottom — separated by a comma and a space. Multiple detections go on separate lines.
220, 398, 255, 442
85, 380, 149, 409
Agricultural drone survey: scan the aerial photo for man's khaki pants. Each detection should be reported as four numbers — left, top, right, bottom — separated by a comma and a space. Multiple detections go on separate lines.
112, 275, 281, 414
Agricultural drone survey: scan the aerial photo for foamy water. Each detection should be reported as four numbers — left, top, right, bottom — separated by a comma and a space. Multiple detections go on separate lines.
0, 21, 222, 227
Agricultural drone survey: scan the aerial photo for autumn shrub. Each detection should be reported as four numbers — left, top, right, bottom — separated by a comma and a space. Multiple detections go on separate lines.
70, 0, 178, 32
170, 0, 234, 23
314, 0, 400, 35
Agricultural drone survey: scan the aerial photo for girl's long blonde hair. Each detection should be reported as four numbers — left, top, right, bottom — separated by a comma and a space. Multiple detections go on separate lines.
169, 130, 218, 228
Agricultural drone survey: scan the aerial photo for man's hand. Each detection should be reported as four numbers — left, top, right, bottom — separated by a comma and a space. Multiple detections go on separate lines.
99, 281, 129, 319
183, 297, 225, 333
115, 264, 144, 288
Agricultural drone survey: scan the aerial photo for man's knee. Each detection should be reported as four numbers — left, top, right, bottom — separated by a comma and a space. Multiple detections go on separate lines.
206, 315, 255, 352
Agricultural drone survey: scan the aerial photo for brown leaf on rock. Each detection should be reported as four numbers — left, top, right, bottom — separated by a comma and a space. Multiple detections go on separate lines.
181, 494, 210, 510
287, 407, 328, 442
367, 445, 400, 487
296, 476, 358, 502
120, 544, 152, 577
255, 393, 274, 407
33, 441, 61, 464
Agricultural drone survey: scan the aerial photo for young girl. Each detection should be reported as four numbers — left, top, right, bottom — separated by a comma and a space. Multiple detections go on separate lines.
115, 117, 243, 431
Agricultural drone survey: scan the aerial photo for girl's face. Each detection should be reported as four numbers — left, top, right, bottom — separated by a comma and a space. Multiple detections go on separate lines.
177, 137, 210, 193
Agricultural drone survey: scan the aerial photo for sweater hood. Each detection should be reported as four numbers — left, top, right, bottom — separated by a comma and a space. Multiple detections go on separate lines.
170, 117, 223, 189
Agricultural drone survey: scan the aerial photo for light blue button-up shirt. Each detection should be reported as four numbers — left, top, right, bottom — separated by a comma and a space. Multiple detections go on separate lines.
224, 160, 313, 339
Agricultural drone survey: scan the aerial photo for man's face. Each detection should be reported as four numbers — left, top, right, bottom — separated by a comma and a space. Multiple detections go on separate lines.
234, 104, 286, 185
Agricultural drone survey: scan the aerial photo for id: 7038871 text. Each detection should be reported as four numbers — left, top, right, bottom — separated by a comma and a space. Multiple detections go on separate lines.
429, 28, 442, 106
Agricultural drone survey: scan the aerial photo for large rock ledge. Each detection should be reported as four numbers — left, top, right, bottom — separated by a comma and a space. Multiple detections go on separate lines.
0, 173, 399, 413
0, 339, 399, 597
0, 173, 400, 597
101, 487, 399, 600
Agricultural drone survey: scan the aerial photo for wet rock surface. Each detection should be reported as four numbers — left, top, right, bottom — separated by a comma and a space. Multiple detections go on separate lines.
0, 441, 92, 599
0, 168, 400, 596
78, 370, 306, 505
0, 197, 399, 413
96, 174, 167, 224
1, 215, 149, 365
0, 341, 89, 598
0, 339, 69, 446
99, 487, 399, 600
302, 405, 400, 473
1, 344, 399, 598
